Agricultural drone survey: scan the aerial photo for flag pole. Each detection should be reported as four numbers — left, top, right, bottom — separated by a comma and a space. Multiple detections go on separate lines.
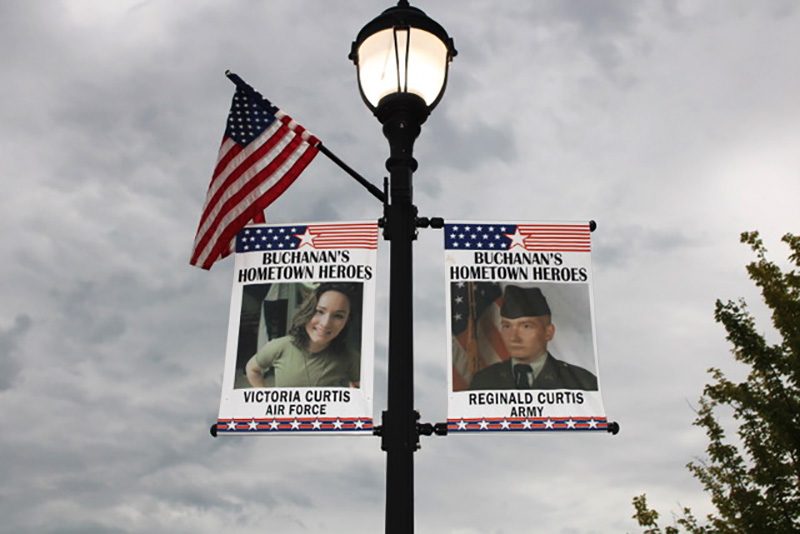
316, 143, 386, 203
224, 70, 386, 204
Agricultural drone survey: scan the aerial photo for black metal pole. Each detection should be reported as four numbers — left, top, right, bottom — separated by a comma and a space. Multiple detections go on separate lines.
377, 93, 429, 534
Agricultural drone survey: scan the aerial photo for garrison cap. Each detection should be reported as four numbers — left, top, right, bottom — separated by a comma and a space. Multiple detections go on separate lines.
500, 286, 551, 318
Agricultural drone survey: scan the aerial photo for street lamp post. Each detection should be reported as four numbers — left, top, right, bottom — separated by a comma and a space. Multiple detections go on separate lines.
350, 2, 456, 533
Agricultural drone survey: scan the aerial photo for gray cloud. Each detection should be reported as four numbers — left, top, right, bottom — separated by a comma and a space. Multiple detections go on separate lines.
0, 315, 32, 390
1, 1, 799, 533
593, 224, 703, 268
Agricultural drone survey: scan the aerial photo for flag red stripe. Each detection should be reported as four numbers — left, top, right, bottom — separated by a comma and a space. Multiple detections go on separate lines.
192, 142, 291, 264
522, 232, 590, 237
526, 240, 590, 244
312, 232, 378, 236
312, 234, 378, 237
203, 124, 286, 224
192, 133, 310, 266
196, 120, 292, 237
526, 242, 590, 246
210, 138, 242, 182
310, 229, 378, 234
525, 239, 590, 244
518, 229, 590, 232
526, 250, 591, 253
195, 141, 318, 269
517, 224, 590, 229
201, 143, 318, 269
313, 245, 378, 250
308, 224, 379, 249
312, 238, 378, 242
313, 243, 378, 249
309, 224, 377, 229
520, 221, 592, 253
313, 236, 378, 240
523, 233, 590, 237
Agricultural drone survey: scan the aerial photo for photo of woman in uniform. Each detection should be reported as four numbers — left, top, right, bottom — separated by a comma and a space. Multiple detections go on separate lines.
243, 282, 361, 388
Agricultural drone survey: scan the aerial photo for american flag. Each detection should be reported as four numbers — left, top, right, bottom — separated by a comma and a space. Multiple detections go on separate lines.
445, 223, 591, 252
235, 223, 378, 252
190, 87, 320, 270
450, 281, 505, 390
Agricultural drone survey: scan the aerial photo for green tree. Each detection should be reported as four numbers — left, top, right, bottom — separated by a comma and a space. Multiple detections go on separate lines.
632, 232, 800, 533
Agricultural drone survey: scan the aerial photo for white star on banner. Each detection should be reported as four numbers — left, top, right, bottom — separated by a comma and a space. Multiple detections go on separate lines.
226, 420, 237, 431
354, 419, 364, 429
478, 419, 489, 430
566, 419, 576, 429
269, 420, 280, 430
544, 419, 554, 429
504, 228, 526, 249
248, 419, 258, 430
589, 419, 598, 429
333, 419, 343, 429
294, 228, 314, 248
500, 420, 511, 429
290, 419, 300, 430
311, 420, 322, 430
457, 420, 467, 430
522, 420, 532, 429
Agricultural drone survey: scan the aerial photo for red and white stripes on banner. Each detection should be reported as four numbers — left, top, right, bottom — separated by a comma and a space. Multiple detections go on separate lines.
306, 223, 378, 249
190, 112, 319, 270
518, 223, 591, 252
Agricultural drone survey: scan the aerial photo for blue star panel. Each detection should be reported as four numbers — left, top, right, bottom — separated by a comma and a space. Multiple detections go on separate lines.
235, 225, 306, 252
225, 88, 279, 146
444, 223, 517, 250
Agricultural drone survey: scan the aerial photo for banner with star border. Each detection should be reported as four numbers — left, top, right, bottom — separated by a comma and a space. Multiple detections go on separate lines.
444, 221, 608, 433
215, 221, 378, 435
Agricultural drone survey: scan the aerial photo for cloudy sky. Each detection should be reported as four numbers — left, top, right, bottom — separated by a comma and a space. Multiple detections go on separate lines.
2, 1, 798, 532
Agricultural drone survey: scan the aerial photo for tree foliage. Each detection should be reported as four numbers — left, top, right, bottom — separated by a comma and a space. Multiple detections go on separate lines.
632, 232, 800, 533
